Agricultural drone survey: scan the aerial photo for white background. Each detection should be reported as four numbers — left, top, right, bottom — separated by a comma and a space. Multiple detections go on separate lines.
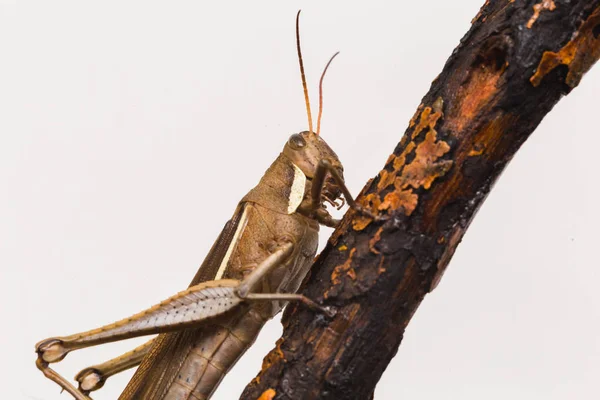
1, 1, 599, 399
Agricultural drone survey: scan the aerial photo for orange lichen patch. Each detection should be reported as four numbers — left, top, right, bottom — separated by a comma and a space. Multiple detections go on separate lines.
331, 248, 357, 285
256, 338, 285, 381
393, 141, 417, 171
385, 153, 396, 165
377, 169, 396, 192
400, 130, 453, 190
257, 389, 276, 400
410, 103, 443, 140
353, 99, 452, 231
381, 105, 443, 191
352, 216, 371, 231
377, 256, 386, 274
531, 7, 600, 87
369, 227, 384, 254
352, 193, 381, 231
338, 244, 348, 251
379, 189, 419, 216
346, 268, 357, 280
468, 144, 484, 156
378, 142, 417, 191
408, 103, 424, 128
526, 0, 556, 29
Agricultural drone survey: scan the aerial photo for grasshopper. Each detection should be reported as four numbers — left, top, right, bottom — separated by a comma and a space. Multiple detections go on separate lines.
35, 11, 376, 400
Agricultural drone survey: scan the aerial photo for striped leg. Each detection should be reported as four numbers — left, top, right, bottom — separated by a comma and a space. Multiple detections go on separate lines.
35, 243, 294, 399
75, 339, 154, 393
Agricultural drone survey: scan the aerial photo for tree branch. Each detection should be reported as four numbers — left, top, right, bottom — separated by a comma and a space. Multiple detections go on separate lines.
241, 1, 600, 399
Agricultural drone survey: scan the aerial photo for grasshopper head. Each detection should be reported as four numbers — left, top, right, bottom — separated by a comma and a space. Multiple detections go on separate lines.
283, 130, 345, 209
285, 13, 345, 210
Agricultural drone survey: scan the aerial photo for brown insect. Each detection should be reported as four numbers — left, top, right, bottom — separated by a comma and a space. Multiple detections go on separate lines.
34, 11, 378, 400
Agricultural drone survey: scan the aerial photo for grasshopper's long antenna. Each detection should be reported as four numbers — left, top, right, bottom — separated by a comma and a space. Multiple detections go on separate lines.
296, 10, 313, 134
316, 51, 340, 135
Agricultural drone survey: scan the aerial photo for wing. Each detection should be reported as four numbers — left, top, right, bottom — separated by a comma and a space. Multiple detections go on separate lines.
119, 203, 248, 400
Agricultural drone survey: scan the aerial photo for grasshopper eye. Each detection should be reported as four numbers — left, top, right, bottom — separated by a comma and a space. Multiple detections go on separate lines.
288, 133, 306, 150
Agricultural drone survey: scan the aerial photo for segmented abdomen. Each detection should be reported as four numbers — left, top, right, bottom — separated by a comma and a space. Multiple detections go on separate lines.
162, 307, 266, 400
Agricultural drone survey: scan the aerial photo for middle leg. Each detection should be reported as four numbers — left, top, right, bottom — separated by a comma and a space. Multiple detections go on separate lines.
75, 339, 155, 393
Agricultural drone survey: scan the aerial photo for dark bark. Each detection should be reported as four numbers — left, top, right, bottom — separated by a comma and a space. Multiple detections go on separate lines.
242, 1, 600, 399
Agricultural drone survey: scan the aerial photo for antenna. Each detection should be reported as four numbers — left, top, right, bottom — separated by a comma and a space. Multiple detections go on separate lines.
296, 10, 313, 134
316, 52, 340, 135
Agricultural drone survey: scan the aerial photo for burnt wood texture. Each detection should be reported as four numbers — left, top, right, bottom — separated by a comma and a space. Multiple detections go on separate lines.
242, 1, 600, 399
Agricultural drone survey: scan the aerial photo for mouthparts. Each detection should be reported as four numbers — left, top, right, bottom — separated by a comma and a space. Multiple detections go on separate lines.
322, 176, 345, 210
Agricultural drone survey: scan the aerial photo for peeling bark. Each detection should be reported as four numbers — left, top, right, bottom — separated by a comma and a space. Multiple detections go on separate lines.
241, 1, 600, 399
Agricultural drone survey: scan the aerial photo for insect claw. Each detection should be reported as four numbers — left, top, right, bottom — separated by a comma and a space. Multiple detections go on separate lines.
352, 202, 392, 223
322, 305, 337, 319
323, 195, 336, 208
374, 213, 392, 222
